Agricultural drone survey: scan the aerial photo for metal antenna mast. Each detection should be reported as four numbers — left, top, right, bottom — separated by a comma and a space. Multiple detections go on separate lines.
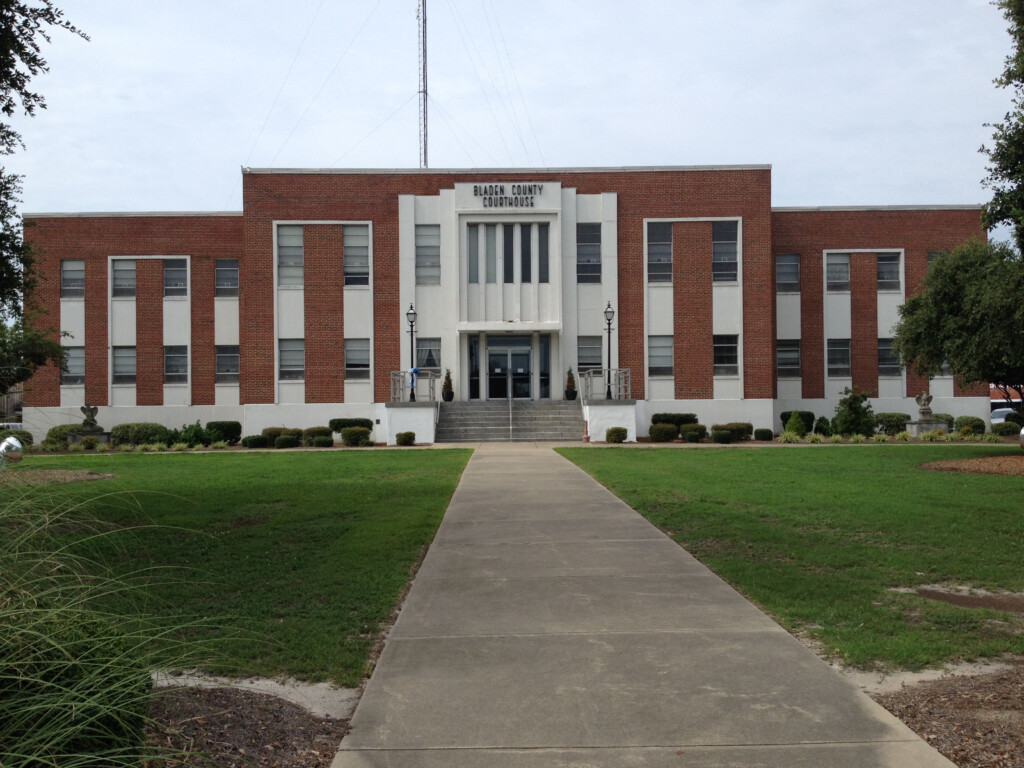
417, 0, 428, 168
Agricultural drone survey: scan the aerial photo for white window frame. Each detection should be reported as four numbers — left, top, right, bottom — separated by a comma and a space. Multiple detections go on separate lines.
62, 346, 85, 385
345, 338, 371, 379
61, 260, 85, 298
876, 252, 901, 292
112, 346, 136, 384
163, 345, 188, 384
827, 338, 851, 377
648, 335, 673, 377
647, 222, 672, 283
343, 224, 370, 286
279, 338, 304, 381
163, 259, 188, 298
111, 260, 136, 297
775, 254, 800, 293
711, 221, 738, 283
878, 338, 901, 377
215, 345, 239, 383
576, 223, 601, 284
277, 225, 303, 287
415, 224, 440, 286
215, 259, 239, 297
416, 337, 441, 373
577, 336, 602, 373
826, 253, 850, 292
713, 334, 739, 376
776, 339, 801, 379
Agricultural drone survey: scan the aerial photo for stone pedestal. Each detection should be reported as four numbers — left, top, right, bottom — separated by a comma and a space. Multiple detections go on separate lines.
68, 430, 110, 445
905, 418, 946, 438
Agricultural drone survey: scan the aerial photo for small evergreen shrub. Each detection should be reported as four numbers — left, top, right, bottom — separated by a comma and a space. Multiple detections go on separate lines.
711, 429, 733, 444
1005, 411, 1024, 427
678, 424, 708, 442
776, 432, 801, 443
81, 436, 99, 450
832, 388, 876, 437
648, 423, 679, 442
805, 433, 824, 444
711, 422, 752, 441
753, 428, 774, 441
395, 431, 416, 446
274, 435, 301, 449
992, 421, 1022, 436
205, 421, 241, 445
45, 423, 81, 444
784, 411, 807, 437
328, 418, 374, 433
893, 431, 912, 442
310, 436, 334, 448
241, 435, 270, 449
650, 413, 698, 427
875, 412, 911, 436
110, 423, 167, 447
780, 410, 815, 435
302, 426, 333, 446
813, 416, 833, 436
605, 427, 627, 443
953, 415, 985, 435
340, 427, 372, 447
0, 428, 33, 447
932, 413, 955, 431
262, 427, 302, 441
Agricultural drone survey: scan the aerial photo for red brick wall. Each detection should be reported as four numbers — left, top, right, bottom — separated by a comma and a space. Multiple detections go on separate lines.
772, 208, 985, 399
673, 222, 713, 398
191, 257, 216, 405
22, 242, 61, 407
135, 259, 164, 406
304, 225, 345, 403
850, 253, 878, 396
23, 216, 242, 408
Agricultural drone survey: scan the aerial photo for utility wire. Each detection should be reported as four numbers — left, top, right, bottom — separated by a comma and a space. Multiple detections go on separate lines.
489, 0, 545, 166
481, 0, 532, 164
329, 94, 418, 166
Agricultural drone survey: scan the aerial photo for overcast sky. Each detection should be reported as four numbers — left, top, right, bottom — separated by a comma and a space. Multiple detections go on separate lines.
5, 0, 1014, 217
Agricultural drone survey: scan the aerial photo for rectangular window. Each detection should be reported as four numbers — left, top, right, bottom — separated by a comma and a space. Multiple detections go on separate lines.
711, 221, 738, 282
111, 260, 136, 297
521, 224, 532, 283
164, 345, 188, 383
163, 259, 187, 297
484, 224, 497, 284
215, 345, 239, 383
576, 223, 601, 283
62, 346, 85, 385
775, 254, 800, 293
277, 225, 303, 286
647, 222, 672, 282
503, 224, 514, 283
61, 260, 84, 298
876, 252, 901, 291
776, 339, 801, 378
648, 335, 673, 376
577, 336, 602, 373
415, 225, 440, 286
827, 338, 851, 377
279, 338, 304, 380
713, 334, 739, 376
345, 338, 370, 379
215, 258, 239, 297
826, 253, 850, 292
112, 346, 136, 384
467, 224, 479, 284
343, 225, 369, 286
538, 223, 549, 283
416, 338, 441, 372
878, 338, 901, 376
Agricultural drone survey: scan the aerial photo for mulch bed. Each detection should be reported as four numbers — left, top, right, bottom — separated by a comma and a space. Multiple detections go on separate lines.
921, 454, 1024, 476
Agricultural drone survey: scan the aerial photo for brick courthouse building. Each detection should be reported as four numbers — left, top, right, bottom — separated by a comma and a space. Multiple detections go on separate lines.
21, 165, 990, 443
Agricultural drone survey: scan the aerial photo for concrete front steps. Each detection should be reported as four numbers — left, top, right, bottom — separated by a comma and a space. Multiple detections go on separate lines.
435, 400, 585, 442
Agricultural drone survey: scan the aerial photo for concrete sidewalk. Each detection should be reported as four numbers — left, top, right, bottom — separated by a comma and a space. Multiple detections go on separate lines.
332, 443, 952, 767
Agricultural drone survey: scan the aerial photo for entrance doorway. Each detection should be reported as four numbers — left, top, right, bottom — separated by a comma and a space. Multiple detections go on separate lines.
488, 346, 531, 399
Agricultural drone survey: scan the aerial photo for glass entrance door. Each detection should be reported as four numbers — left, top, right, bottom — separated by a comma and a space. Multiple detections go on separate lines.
488, 348, 531, 399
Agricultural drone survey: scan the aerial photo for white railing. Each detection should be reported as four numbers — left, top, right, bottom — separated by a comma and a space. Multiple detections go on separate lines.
389, 370, 439, 402
579, 368, 631, 403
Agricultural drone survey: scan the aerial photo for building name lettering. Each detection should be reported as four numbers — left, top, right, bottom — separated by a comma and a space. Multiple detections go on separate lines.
472, 182, 544, 208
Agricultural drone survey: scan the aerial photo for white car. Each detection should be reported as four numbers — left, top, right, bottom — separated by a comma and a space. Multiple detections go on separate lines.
990, 408, 1019, 424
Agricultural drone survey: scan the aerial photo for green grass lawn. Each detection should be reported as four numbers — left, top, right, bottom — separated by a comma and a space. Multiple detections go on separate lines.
4, 449, 470, 686
559, 444, 1024, 670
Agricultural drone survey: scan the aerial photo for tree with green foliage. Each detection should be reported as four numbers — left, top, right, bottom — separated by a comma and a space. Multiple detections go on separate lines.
0, 3, 87, 394
892, 239, 1024, 413
982, 0, 1024, 249
832, 388, 877, 437
784, 410, 807, 437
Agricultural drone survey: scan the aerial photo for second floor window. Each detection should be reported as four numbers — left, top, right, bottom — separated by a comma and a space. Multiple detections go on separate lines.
345, 338, 371, 379
415, 225, 440, 285
112, 346, 136, 384
877, 252, 901, 291
216, 345, 239, 383
826, 253, 850, 292
277, 225, 303, 286
215, 259, 239, 297
648, 335, 673, 376
713, 335, 739, 376
164, 345, 188, 383
279, 339, 304, 380
775, 254, 799, 292
163, 259, 187, 297
576, 223, 601, 283
62, 346, 85, 385
776, 339, 801, 378
647, 223, 672, 282
711, 221, 738, 282
111, 260, 136, 297
61, 260, 84, 298
827, 338, 851, 377
343, 225, 370, 286
416, 338, 441, 372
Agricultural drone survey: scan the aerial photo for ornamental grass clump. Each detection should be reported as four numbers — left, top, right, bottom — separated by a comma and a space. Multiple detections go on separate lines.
776, 431, 801, 444
805, 432, 824, 444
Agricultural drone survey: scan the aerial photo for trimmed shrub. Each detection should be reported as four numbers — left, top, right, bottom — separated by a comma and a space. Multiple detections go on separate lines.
784, 411, 807, 437
205, 421, 241, 446
753, 428, 774, 441
648, 423, 679, 442
650, 413, 698, 428
605, 427, 627, 443
679, 424, 708, 442
776, 431, 801, 443
329, 418, 374, 433
1005, 411, 1024, 427
395, 431, 416, 446
954, 415, 985, 435
813, 416, 833, 436
711, 422, 753, 441
310, 435, 334, 448
875, 413, 911, 436
832, 388, 876, 437
45, 423, 81, 443
110, 423, 167, 447
241, 434, 269, 449
274, 435, 301, 449
340, 427, 372, 447
711, 429, 733, 444
780, 410, 815, 435
932, 413, 955, 431
0, 428, 34, 447
992, 421, 1020, 437
262, 427, 302, 441
302, 426, 333, 446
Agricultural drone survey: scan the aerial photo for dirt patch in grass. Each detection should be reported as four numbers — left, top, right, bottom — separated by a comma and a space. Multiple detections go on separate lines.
920, 454, 1024, 476
907, 586, 1024, 615
0, 469, 115, 486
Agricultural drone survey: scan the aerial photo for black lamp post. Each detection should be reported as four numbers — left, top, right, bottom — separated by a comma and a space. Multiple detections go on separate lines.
406, 303, 417, 402
604, 301, 615, 400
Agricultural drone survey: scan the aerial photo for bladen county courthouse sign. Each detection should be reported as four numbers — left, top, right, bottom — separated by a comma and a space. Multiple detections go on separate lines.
455, 181, 562, 211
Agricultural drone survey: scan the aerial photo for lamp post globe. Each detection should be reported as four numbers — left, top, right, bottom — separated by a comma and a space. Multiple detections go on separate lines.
604, 301, 615, 400
406, 304, 417, 402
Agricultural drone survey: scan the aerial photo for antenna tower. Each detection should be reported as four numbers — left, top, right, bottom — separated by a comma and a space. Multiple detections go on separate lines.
417, 0, 428, 168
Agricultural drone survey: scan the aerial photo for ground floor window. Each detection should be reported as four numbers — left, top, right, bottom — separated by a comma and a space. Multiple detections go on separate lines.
112, 346, 136, 384
163, 345, 188, 383
62, 346, 84, 385
827, 339, 851, 377
216, 346, 239, 383
713, 335, 739, 376
648, 336, 673, 376
345, 338, 370, 379
577, 336, 602, 373
279, 339, 304, 380
878, 338, 901, 376
416, 338, 441, 373
776, 339, 801, 378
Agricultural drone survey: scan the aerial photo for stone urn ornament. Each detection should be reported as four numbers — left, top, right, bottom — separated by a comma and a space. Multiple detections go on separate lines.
80, 404, 102, 434
915, 391, 933, 419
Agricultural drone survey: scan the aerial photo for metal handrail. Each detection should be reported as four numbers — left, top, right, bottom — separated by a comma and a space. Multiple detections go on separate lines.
388, 370, 440, 402
579, 368, 631, 403
507, 370, 513, 440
